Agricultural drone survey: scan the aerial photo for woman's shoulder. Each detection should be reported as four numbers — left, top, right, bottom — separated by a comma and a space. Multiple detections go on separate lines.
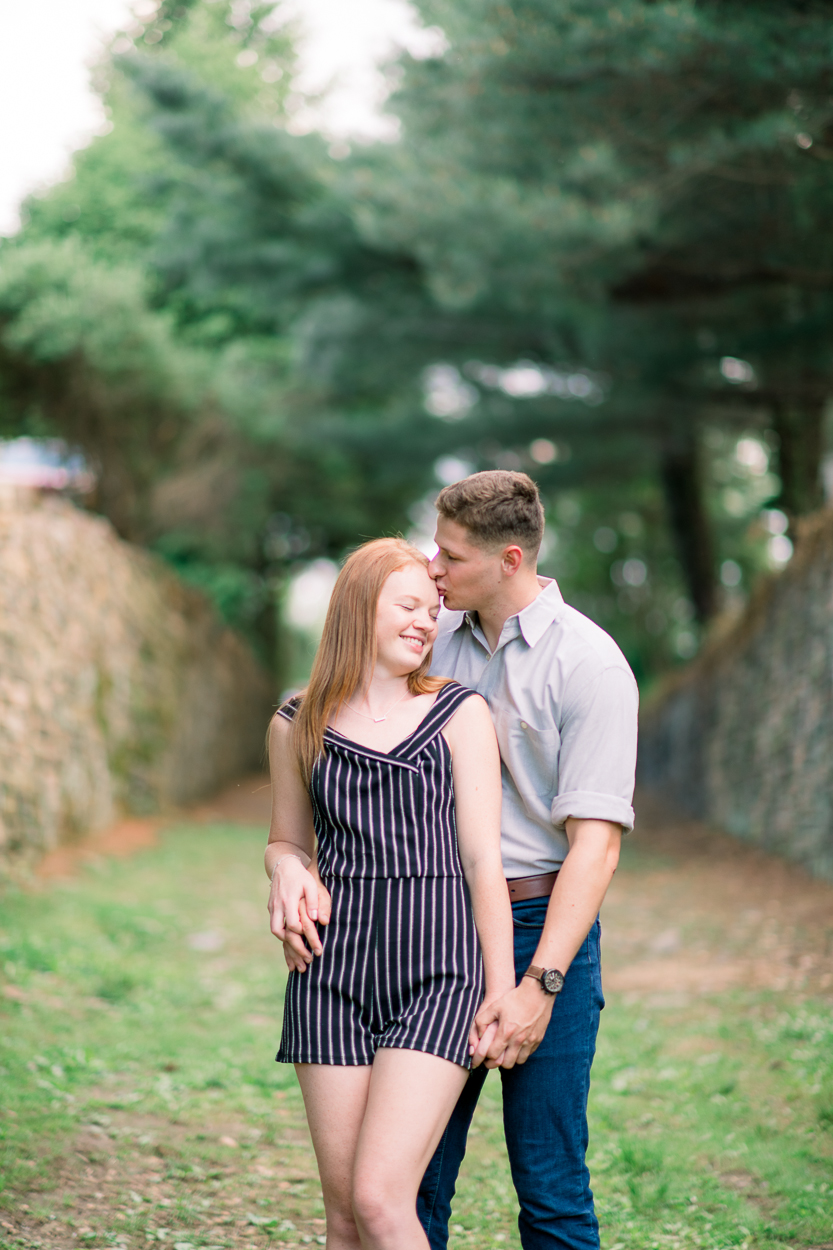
440, 687, 496, 763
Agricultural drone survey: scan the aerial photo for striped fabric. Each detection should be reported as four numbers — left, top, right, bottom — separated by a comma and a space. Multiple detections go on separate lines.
275, 682, 485, 1068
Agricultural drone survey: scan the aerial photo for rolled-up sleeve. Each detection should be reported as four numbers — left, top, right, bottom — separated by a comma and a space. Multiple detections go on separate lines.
550, 663, 638, 832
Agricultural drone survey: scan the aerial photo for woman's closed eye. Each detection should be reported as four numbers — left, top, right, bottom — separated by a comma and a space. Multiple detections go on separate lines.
395, 598, 438, 620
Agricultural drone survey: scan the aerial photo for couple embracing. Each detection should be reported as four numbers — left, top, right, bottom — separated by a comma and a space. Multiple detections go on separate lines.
265, 471, 638, 1250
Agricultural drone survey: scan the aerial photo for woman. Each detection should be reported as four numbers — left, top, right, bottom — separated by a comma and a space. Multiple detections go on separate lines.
265, 538, 513, 1250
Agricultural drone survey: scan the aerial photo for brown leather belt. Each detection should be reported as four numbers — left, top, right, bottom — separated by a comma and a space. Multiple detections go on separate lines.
506, 871, 559, 902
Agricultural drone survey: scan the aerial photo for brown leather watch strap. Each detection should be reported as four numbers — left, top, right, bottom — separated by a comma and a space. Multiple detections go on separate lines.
523, 965, 565, 995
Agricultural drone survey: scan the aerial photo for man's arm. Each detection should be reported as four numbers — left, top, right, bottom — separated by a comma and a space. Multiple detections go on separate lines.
471, 649, 637, 1068
471, 817, 621, 1069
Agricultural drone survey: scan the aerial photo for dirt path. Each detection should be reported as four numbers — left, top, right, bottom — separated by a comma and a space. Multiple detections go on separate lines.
36, 777, 833, 996
35, 775, 272, 880
604, 790, 833, 1000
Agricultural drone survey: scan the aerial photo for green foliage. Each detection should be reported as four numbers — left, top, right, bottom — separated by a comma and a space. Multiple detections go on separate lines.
20, 1, 295, 268
2, 3, 452, 657
0, 236, 202, 538
391, 0, 833, 304
0, 238, 189, 386
347, 0, 833, 624
4, 0, 833, 675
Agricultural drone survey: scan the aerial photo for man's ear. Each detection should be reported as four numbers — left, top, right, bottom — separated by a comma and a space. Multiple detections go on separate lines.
501, 545, 525, 576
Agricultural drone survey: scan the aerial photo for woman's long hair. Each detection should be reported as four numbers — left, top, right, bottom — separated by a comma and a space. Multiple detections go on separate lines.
290, 538, 448, 783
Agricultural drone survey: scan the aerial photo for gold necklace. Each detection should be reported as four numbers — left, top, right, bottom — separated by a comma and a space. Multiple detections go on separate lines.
344, 690, 409, 724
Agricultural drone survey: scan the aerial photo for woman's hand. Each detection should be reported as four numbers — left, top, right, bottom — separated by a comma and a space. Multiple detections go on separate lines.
469, 990, 511, 1068
268, 857, 332, 970
268, 856, 324, 947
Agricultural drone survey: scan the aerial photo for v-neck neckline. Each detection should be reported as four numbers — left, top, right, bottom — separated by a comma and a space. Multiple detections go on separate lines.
326, 691, 442, 758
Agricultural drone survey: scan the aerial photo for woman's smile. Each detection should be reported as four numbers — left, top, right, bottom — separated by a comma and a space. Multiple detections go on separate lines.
400, 630, 427, 651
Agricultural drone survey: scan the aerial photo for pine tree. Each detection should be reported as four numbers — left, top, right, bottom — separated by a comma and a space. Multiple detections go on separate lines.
357, 0, 833, 613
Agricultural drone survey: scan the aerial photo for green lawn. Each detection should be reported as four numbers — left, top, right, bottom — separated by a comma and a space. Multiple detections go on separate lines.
1, 824, 832, 1250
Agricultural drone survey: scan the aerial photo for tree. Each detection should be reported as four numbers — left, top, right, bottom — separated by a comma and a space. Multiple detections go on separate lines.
1, 2, 452, 662
7, 0, 830, 683
0, 237, 201, 539
350, 0, 833, 615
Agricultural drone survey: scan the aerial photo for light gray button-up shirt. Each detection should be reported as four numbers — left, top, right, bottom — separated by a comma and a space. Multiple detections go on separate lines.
430, 578, 638, 878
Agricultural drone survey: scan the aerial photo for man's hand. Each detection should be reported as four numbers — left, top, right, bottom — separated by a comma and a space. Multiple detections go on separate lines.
267, 858, 331, 968
470, 979, 556, 1069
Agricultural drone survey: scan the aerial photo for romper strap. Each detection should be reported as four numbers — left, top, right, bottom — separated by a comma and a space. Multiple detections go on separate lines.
395, 681, 480, 759
275, 695, 302, 723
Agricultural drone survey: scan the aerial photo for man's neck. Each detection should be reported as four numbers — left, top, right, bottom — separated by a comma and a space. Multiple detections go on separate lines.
475, 571, 544, 653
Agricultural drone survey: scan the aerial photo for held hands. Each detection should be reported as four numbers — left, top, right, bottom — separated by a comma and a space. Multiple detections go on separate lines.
468, 993, 505, 1069
469, 978, 556, 1069
281, 896, 327, 973
267, 858, 332, 973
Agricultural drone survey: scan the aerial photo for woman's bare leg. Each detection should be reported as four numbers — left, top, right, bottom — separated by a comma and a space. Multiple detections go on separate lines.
351, 1049, 469, 1250
294, 1064, 372, 1250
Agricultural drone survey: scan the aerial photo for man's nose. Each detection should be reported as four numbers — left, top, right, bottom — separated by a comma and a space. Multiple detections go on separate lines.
428, 552, 442, 577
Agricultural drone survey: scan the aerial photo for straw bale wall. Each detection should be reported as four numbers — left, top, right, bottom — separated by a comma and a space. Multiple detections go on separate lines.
638, 508, 833, 879
0, 493, 273, 871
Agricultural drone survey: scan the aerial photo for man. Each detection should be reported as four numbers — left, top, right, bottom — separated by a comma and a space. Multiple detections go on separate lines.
418, 470, 637, 1250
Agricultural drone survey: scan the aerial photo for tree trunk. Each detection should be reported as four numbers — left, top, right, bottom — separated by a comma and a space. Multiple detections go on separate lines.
771, 398, 825, 522
660, 427, 718, 623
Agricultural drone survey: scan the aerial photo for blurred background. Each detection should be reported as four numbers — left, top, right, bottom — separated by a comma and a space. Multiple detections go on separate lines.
4, 0, 831, 694
2, 8, 833, 1248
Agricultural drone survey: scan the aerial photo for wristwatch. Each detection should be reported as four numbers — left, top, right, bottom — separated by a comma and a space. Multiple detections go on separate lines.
523, 965, 565, 996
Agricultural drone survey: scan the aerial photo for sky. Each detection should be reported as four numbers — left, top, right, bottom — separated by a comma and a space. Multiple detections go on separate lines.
0, 0, 433, 235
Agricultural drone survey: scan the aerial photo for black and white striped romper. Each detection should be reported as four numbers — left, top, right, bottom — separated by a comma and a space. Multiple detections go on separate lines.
275, 681, 485, 1069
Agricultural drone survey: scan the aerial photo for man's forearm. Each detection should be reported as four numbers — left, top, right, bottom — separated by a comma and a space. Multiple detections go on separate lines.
472, 820, 622, 1069
530, 819, 621, 974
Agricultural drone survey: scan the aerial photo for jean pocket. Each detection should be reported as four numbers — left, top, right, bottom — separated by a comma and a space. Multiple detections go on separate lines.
511, 900, 549, 930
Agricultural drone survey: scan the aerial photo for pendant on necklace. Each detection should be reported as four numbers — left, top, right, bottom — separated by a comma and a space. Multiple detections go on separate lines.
344, 690, 407, 723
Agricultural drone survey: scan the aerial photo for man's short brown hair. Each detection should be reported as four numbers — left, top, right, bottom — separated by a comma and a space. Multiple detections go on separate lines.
435, 470, 545, 558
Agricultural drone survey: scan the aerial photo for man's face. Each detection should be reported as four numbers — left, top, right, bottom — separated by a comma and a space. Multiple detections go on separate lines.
428, 516, 504, 612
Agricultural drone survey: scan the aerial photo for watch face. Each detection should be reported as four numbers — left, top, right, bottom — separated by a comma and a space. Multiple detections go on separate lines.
543, 969, 564, 995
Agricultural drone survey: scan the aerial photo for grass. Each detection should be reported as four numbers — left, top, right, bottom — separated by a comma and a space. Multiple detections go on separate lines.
1, 823, 832, 1250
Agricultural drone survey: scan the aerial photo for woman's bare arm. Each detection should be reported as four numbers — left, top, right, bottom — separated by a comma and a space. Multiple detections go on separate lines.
444, 695, 515, 1052
265, 714, 329, 968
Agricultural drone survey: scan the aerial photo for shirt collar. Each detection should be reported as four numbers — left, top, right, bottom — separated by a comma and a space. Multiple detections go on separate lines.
458, 577, 565, 650
517, 577, 565, 646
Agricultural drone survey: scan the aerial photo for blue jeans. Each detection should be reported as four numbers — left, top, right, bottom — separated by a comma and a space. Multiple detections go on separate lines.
417, 900, 605, 1250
